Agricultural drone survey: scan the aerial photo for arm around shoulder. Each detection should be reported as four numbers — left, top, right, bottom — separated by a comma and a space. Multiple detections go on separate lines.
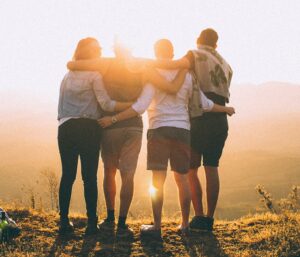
144, 68, 188, 94
211, 104, 235, 116
67, 58, 111, 74
98, 84, 155, 128
152, 57, 190, 70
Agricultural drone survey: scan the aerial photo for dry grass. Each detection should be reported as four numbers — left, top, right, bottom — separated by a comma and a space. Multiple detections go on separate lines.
0, 205, 299, 257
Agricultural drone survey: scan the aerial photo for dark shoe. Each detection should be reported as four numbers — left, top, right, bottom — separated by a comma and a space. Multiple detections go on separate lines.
116, 223, 134, 238
189, 216, 214, 232
176, 225, 189, 235
58, 220, 74, 235
85, 217, 99, 235
140, 224, 162, 240
99, 218, 115, 231
85, 224, 100, 235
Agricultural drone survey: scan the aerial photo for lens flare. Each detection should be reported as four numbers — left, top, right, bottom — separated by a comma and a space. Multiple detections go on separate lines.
149, 185, 157, 197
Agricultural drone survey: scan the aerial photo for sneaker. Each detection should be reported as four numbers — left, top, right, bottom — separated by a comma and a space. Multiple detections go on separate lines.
140, 224, 162, 239
176, 225, 189, 235
189, 216, 214, 232
58, 221, 74, 235
99, 218, 115, 231
116, 223, 134, 238
85, 217, 100, 235
85, 224, 100, 235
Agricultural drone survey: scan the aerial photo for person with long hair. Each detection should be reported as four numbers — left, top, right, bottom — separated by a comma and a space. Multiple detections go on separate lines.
57, 37, 131, 235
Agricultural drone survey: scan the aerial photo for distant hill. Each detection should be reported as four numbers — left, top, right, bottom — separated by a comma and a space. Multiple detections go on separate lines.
1, 81, 300, 166
230, 82, 300, 118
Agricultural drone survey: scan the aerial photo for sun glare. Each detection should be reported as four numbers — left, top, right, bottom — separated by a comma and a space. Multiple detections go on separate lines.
149, 185, 157, 197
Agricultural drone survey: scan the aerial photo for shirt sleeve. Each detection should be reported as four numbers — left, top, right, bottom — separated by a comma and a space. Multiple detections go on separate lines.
185, 73, 194, 99
92, 73, 116, 112
184, 50, 195, 70
200, 90, 214, 112
131, 83, 155, 114
57, 77, 65, 120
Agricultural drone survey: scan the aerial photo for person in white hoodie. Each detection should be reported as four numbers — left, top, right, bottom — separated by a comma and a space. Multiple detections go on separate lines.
99, 39, 235, 238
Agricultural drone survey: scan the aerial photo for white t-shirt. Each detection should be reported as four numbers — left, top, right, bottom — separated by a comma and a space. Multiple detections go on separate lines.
132, 69, 214, 130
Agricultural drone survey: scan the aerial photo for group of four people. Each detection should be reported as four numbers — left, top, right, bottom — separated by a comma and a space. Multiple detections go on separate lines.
57, 28, 235, 238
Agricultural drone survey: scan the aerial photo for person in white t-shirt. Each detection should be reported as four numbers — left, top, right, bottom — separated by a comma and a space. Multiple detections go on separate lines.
99, 39, 235, 238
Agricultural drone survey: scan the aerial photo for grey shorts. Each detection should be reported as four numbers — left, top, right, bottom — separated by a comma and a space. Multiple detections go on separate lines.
147, 127, 191, 174
101, 127, 143, 173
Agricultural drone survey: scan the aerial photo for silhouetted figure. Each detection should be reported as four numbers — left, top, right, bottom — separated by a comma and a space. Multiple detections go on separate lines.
57, 38, 131, 235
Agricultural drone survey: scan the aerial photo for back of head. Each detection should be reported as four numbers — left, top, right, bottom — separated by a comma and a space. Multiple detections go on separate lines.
73, 37, 101, 61
154, 39, 174, 59
197, 28, 218, 48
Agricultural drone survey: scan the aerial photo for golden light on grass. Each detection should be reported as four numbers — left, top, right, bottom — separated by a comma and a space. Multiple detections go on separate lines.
149, 185, 157, 197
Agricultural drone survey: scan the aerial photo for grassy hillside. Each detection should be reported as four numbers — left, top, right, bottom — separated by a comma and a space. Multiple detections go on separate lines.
0, 206, 299, 257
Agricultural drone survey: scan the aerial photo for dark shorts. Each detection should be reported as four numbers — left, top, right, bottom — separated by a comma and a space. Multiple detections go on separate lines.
147, 127, 191, 174
190, 114, 228, 168
101, 127, 143, 173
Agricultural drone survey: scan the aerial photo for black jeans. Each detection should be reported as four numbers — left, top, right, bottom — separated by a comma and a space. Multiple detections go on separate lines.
58, 118, 102, 221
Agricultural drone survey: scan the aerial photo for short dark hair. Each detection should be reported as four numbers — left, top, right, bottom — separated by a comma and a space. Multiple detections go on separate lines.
154, 39, 174, 58
197, 28, 218, 47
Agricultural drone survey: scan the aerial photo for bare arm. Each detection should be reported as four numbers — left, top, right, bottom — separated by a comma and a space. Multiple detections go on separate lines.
93, 74, 133, 112
115, 107, 138, 122
98, 108, 138, 128
114, 102, 133, 111
143, 68, 188, 94
67, 58, 113, 75
198, 90, 235, 116
150, 57, 191, 70
211, 104, 235, 116
98, 84, 155, 128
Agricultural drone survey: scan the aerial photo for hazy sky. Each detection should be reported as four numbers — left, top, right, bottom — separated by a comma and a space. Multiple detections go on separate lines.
0, 0, 299, 100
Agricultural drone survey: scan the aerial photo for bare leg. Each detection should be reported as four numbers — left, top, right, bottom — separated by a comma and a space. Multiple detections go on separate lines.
188, 168, 204, 216
103, 167, 117, 212
204, 166, 219, 218
173, 172, 191, 228
119, 170, 135, 217
152, 170, 167, 229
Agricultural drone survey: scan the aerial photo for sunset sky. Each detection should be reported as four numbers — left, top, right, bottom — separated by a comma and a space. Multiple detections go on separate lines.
0, 0, 299, 101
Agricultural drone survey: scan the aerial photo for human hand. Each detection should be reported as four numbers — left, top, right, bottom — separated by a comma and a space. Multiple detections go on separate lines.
226, 107, 235, 116
98, 116, 113, 128
67, 61, 75, 70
